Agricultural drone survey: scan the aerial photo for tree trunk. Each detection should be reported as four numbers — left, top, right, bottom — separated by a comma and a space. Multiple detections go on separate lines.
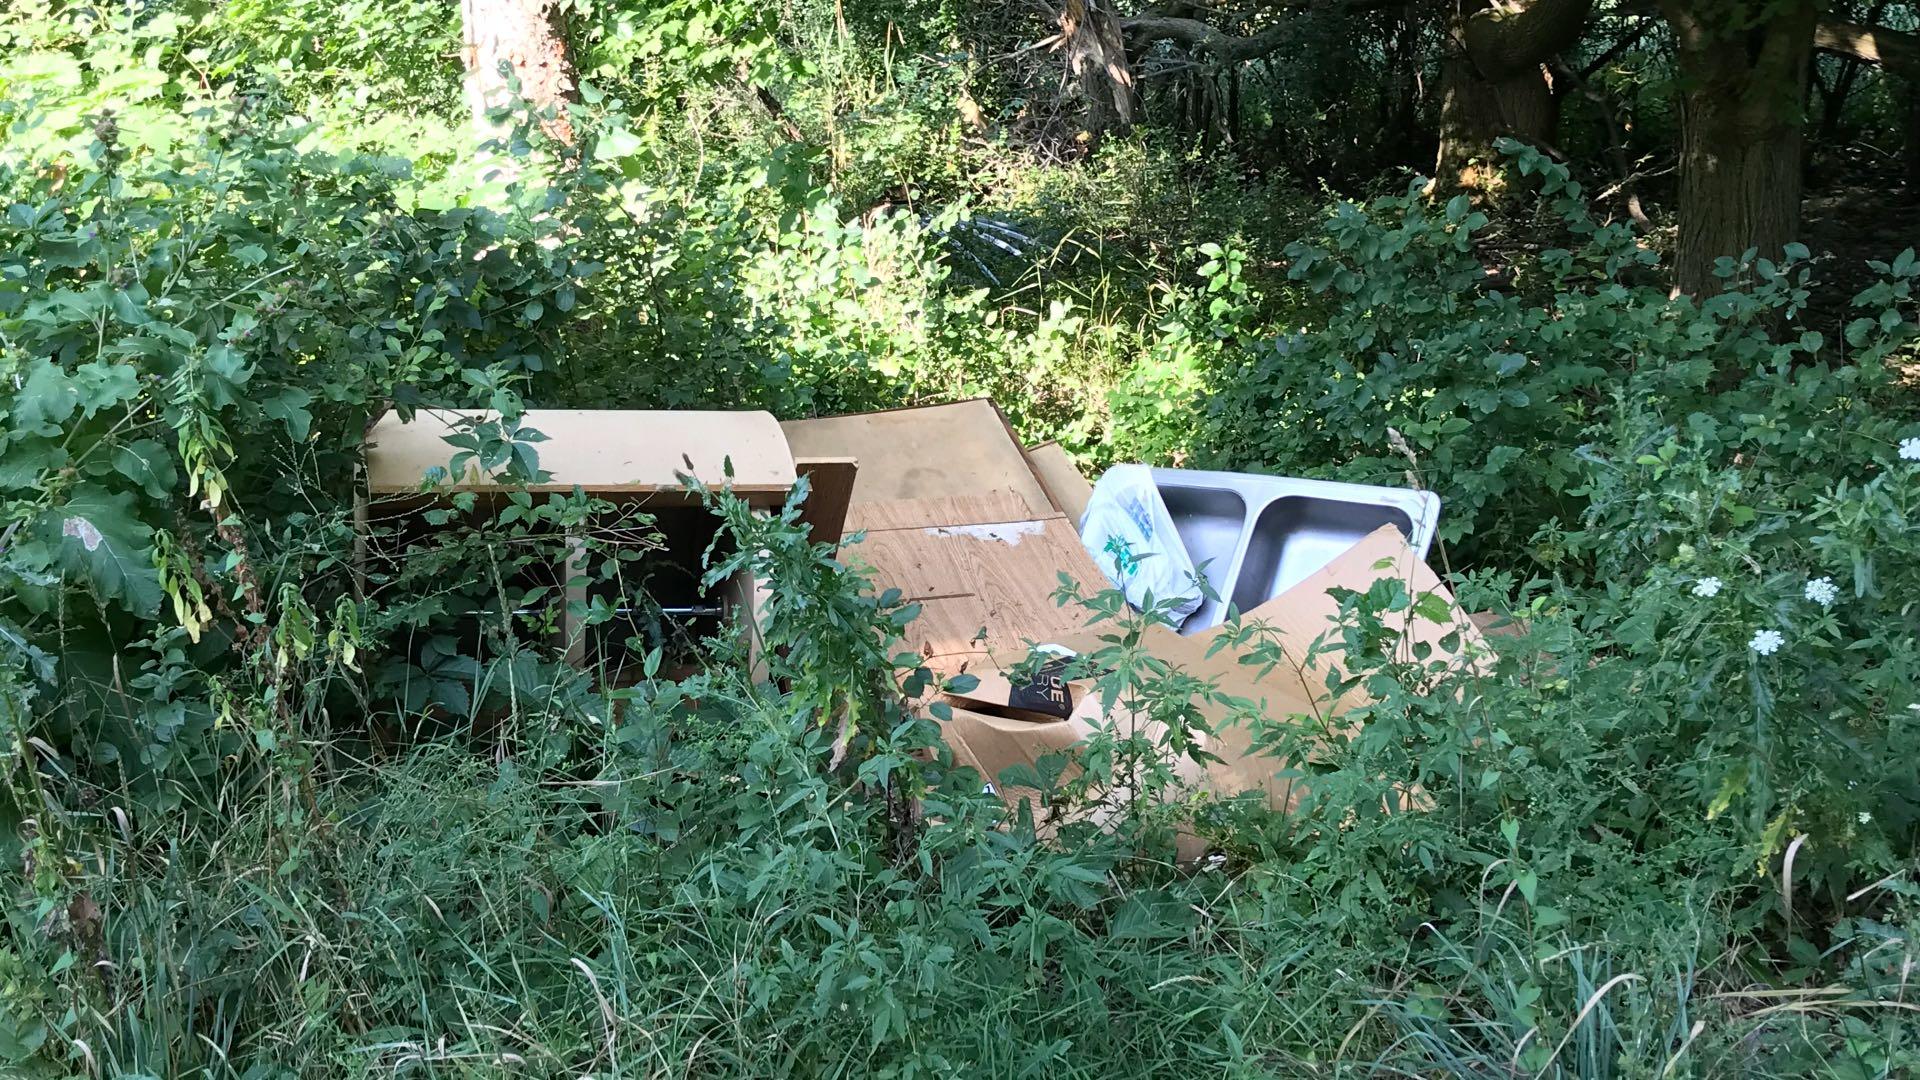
1815, 1, 1891, 147
1809, 16, 1920, 195
1059, 0, 1135, 148
460, 0, 577, 144
1434, 54, 1557, 193
1384, 14, 1424, 152
1662, 0, 1817, 295
1228, 64, 1243, 146
1432, 0, 1594, 193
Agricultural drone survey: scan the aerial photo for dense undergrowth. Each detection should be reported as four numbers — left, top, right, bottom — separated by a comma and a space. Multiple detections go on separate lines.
3, 3, 1920, 1077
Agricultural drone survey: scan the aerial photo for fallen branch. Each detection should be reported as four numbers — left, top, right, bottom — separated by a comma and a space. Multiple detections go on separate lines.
1121, 0, 1402, 65
1815, 19, 1920, 77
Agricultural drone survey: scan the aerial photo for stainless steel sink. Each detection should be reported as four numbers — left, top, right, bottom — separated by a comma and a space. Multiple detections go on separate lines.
1139, 468, 1440, 633
1155, 481, 1246, 630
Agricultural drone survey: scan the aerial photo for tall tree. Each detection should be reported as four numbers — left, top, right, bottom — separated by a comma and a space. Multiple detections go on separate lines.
1057, 0, 1137, 145
1660, 0, 1819, 296
1097, 1, 1915, 296
1112, 1, 1598, 190
1434, 0, 1594, 192
460, 0, 577, 144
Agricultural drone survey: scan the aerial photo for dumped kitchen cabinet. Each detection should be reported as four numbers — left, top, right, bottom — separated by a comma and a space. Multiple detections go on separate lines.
359, 408, 824, 677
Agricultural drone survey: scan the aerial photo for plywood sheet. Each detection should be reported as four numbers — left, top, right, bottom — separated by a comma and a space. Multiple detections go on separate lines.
1024, 441, 1092, 524
780, 399, 1053, 517
366, 408, 796, 502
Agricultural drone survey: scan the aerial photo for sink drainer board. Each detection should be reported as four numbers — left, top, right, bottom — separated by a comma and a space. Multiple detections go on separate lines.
1139, 467, 1440, 634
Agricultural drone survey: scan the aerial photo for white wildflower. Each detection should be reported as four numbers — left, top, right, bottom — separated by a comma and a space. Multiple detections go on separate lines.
1748, 628, 1785, 656
1900, 436, 1920, 462
1858, 811, 1873, 825
1803, 577, 1839, 608
1691, 576, 1723, 599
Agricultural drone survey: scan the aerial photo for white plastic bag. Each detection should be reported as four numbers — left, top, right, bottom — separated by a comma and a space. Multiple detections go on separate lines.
1079, 464, 1203, 623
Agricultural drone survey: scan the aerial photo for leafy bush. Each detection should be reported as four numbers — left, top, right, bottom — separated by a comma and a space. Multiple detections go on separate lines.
1198, 142, 1920, 565
5, 7, 1920, 1079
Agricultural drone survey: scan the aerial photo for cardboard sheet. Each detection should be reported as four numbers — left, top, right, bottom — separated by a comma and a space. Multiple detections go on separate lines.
937, 670, 1204, 842
956, 525, 1485, 825
366, 408, 796, 503
941, 706, 1093, 807
780, 400, 1055, 518
841, 497, 1110, 675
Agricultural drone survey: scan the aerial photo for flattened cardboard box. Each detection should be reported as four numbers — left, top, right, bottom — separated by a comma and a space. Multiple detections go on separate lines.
780, 399, 1056, 518
938, 525, 1484, 828
937, 680, 1197, 841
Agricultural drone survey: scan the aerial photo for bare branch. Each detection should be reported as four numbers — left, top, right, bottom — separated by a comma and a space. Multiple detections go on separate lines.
1550, 57, 1652, 227
1120, 14, 1296, 63
1576, 18, 1652, 81
1121, 0, 1404, 65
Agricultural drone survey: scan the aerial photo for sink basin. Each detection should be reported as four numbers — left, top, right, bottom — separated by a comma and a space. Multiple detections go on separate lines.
1120, 468, 1440, 634
1156, 483, 1246, 630
1229, 496, 1417, 614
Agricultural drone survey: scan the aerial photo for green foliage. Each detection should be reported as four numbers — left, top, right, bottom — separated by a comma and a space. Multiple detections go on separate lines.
1200, 141, 1920, 565
3, 5, 1919, 1079
0, 4, 596, 830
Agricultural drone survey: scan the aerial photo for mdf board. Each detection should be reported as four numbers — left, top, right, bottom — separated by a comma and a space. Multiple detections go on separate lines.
366, 408, 797, 504
780, 399, 1055, 518
843, 493, 1034, 534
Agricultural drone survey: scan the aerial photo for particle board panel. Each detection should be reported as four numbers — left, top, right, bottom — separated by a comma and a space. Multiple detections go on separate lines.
893, 596, 1084, 676
842, 509, 1108, 671
892, 594, 994, 662
366, 408, 796, 502
779, 399, 1054, 517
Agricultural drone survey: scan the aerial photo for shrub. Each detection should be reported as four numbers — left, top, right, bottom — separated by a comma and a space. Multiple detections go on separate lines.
5, 10, 1919, 1079
1196, 142, 1920, 568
